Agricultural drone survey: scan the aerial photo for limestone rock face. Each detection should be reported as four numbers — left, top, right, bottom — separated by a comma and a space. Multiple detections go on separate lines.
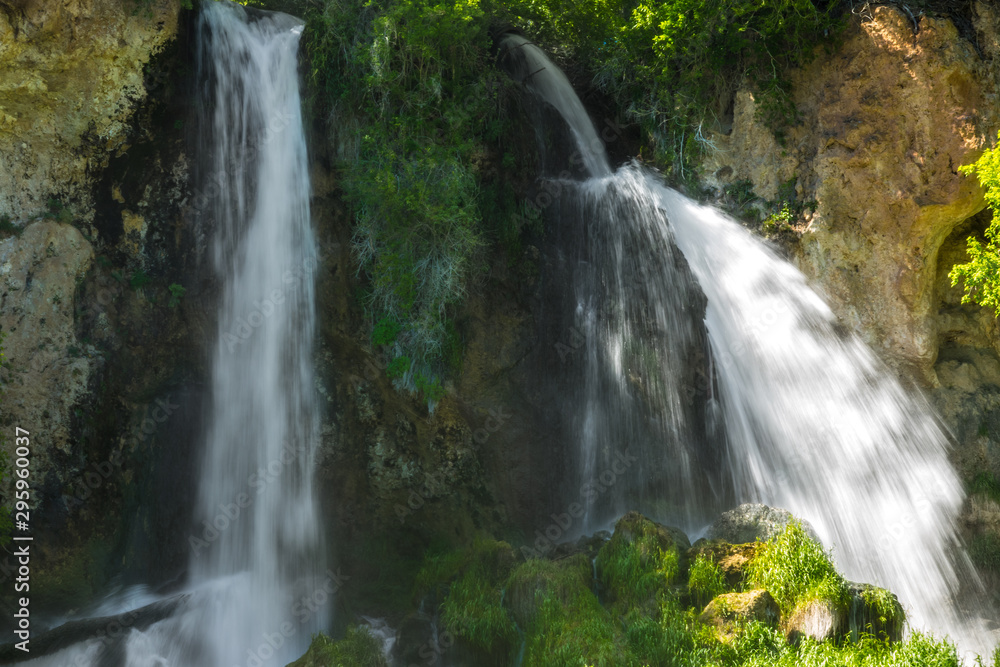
0, 0, 181, 223
701, 5, 998, 382
0, 221, 94, 500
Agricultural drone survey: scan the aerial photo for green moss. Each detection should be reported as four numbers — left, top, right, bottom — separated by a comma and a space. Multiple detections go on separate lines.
969, 471, 1000, 505
595, 513, 684, 611
746, 521, 848, 616
414, 539, 518, 659
687, 554, 726, 609
289, 627, 387, 667
969, 532, 1000, 574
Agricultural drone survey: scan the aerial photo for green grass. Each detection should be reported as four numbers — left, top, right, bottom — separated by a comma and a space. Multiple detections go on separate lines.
688, 554, 726, 609
746, 521, 848, 616
290, 627, 387, 667
401, 517, 1000, 667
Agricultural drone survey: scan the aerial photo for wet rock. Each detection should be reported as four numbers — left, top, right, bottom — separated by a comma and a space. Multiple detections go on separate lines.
708, 503, 820, 544
0, 221, 94, 503
785, 597, 845, 644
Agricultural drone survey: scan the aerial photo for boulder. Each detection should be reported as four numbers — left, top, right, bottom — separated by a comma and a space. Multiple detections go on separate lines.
785, 597, 845, 644
699, 589, 780, 639
846, 582, 905, 642
596, 511, 691, 607
708, 504, 820, 545
785, 582, 904, 645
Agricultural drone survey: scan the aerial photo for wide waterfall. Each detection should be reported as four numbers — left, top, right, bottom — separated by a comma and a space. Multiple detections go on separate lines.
504, 33, 995, 656
23, 3, 327, 665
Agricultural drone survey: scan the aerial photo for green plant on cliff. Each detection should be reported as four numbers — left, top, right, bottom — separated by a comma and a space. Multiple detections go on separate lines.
953, 133, 1000, 316
497, 0, 841, 179
304, 0, 521, 406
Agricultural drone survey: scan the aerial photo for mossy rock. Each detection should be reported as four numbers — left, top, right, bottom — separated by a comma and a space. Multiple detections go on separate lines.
428, 540, 519, 666
506, 554, 592, 628
687, 539, 759, 590
699, 589, 780, 640
287, 627, 387, 667
784, 597, 847, 645
595, 511, 690, 610
847, 582, 905, 643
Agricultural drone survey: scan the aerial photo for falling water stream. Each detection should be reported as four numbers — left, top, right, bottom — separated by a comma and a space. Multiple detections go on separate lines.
501, 34, 996, 657
25, 3, 327, 665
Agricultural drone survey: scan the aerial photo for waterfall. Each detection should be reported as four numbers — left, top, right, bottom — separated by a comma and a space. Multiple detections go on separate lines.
498, 34, 611, 179
508, 33, 994, 656
22, 3, 327, 665
183, 1, 327, 662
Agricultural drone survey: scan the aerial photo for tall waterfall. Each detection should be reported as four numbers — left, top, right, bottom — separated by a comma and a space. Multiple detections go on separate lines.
504, 34, 994, 655
184, 1, 327, 663
23, 3, 328, 665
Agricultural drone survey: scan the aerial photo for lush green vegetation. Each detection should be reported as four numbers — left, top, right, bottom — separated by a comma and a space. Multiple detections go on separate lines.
297, 0, 842, 403
290, 627, 387, 667
953, 132, 1000, 316
370, 515, 976, 667
495, 0, 841, 177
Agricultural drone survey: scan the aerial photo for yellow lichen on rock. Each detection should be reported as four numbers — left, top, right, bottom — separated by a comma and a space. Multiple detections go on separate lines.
0, 0, 181, 221
701, 6, 998, 382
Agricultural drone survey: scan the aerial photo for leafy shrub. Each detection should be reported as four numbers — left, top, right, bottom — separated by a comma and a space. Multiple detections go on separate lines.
167, 283, 186, 308
952, 133, 1000, 316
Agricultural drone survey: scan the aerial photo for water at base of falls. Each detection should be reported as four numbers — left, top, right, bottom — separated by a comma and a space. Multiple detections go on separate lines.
23, 3, 327, 665
502, 32, 996, 658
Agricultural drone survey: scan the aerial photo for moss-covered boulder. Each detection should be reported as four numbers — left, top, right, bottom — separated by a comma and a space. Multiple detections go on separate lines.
506, 554, 593, 628
699, 589, 780, 639
785, 597, 846, 644
286, 627, 387, 667
414, 539, 519, 667
595, 511, 690, 610
846, 583, 905, 643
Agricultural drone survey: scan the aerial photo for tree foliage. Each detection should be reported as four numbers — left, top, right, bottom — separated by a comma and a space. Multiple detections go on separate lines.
953, 134, 1000, 317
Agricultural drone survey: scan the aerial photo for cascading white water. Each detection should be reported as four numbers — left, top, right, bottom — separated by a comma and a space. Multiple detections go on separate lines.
507, 33, 995, 657
652, 172, 992, 655
499, 34, 611, 179
22, 4, 327, 665
180, 2, 328, 664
